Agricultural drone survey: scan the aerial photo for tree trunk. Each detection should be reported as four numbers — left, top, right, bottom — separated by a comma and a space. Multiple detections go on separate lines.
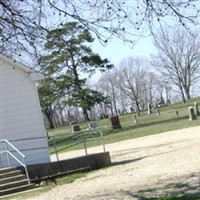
180, 87, 186, 103
82, 108, 90, 121
184, 87, 191, 100
135, 100, 140, 112
110, 101, 114, 117
59, 110, 65, 126
43, 106, 56, 129
53, 112, 60, 128
46, 113, 55, 129
149, 87, 153, 105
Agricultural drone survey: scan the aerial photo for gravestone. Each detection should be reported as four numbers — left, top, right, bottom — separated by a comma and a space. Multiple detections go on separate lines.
110, 116, 121, 129
72, 125, 81, 132
147, 103, 152, 114
88, 122, 98, 129
188, 106, 196, 121
194, 102, 200, 116
133, 114, 138, 123
157, 108, 160, 115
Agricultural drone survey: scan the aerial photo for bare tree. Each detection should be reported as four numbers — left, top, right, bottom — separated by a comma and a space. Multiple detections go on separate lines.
0, 1, 45, 58
97, 72, 119, 116
47, 0, 200, 41
139, 71, 159, 109
158, 77, 172, 105
117, 57, 147, 112
1, 0, 200, 58
152, 27, 200, 103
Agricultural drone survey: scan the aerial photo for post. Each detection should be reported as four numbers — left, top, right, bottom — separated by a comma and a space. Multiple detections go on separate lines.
83, 140, 88, 155
23, 159, 31, 185
53, 136, 59, 161
5, 142, 11, 167
99, 128, 106, 152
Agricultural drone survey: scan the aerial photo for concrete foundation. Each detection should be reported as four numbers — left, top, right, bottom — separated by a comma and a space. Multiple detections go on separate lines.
21, 152, 111, 180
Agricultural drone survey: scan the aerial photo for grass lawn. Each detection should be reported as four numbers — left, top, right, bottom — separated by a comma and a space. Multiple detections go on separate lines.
48, 97, 200, 154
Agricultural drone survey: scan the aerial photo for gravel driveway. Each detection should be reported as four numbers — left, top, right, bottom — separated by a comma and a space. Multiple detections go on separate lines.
15, 126, 200, 200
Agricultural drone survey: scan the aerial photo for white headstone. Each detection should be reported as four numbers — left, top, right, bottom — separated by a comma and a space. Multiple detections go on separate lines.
147, 103, 152, 114
133, 114, 138, 123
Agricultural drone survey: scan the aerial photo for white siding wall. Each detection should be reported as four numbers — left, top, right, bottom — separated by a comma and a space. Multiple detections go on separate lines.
0, 59, 50, 167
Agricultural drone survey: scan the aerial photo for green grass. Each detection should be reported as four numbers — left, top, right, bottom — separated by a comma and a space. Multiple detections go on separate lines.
48, 97, 200, 154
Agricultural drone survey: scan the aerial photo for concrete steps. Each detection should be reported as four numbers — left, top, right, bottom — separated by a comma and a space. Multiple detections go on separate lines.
0, 167, 36, 197
1, 174, 26, 185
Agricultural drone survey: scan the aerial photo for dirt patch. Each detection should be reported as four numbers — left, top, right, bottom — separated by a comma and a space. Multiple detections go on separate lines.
14, 126, 200, 200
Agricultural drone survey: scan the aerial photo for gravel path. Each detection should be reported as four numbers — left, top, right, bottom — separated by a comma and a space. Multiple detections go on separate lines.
15, 126, 200, 199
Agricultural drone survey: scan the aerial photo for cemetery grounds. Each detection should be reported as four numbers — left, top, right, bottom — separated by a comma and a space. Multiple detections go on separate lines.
10, 125, 200, 200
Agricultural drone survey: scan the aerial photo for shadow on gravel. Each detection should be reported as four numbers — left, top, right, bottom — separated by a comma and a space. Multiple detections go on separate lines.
75, 172, 200, 200
111, 139, 190, 156
134, 172, 200, 200
110, 148, 180, 167
121, 189, 200, 200
111, 157, 145, 166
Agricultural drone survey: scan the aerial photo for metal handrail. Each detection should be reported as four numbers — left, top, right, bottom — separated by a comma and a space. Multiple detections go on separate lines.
50, 126, 106, 161
0, 139, 30, 185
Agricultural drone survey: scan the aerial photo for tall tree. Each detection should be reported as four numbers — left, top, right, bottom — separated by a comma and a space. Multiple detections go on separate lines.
152, 27, 200, 103
40, 22, 113, 121
145, 72, 158, 106
97, 71, 121, 116
117, 57, 147, 112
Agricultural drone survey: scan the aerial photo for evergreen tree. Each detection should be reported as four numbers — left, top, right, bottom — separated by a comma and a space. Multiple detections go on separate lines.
40, 22, 113, 121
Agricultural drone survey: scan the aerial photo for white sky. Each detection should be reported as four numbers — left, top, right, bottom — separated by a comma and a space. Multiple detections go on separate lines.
91, 35, 156, 67
88, 35, 156, 84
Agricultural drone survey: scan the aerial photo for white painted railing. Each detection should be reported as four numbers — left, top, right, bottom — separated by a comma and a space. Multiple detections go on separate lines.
0, 139, 30, 184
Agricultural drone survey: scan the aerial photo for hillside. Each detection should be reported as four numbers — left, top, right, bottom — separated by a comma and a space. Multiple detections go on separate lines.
48, 97, 200, 153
